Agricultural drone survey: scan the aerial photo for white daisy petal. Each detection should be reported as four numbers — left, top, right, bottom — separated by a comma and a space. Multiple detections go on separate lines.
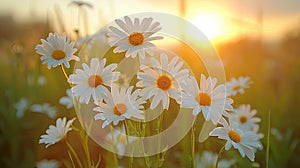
107, 16, 163, 58
209, 119, 262, 161
35, 33, 79, 69
39, 117, 75, 148
137, 53, 189, 110
69, 58, 120, 104
94, 85, 145, 128
181, 74, 232, 124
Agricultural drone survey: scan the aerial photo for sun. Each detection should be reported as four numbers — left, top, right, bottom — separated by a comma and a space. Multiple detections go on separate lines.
190, 12, 224, 41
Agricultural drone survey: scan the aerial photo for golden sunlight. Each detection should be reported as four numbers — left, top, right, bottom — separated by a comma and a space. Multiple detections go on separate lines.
190, 11, 228, 42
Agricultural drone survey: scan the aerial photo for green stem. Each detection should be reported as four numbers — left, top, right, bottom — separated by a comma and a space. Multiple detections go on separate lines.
124, 120, 133, 168
156, 112, 164, 168
191, 119, 196, 168
110, 125, 119, 167
60, 65, 72, 88
67, 150, 76, 168
82, 129, 91, 167
66, 139, 83, 168
266, 110, 271, 168
215, 144, 225, 168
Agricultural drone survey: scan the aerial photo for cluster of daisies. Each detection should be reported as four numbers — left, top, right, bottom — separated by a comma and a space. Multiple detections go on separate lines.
34, 15, 263, 165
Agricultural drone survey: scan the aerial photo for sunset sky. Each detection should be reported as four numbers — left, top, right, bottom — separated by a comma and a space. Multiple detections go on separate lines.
1, 0, 300, 43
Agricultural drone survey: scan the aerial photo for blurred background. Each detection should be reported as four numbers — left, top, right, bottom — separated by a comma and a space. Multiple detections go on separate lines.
0, 0, 299, 167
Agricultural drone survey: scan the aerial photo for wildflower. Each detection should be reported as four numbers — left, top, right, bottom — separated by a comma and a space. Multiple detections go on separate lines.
36, 159, 60, 168
209, 119, 263, 161
106, 126, 136, 158
94, 84, 145, 128
137, 53, 189, 109
196, 151, 236, 168
39, 117, 75, 148
181, 74, 233, 124
59, 89, 74, 109
68, 58, 120, 104
226, 76, 252, 96
35, 32, 79, 69
31, 103, 57, 118
14, 97, 29, 118
107, 16, 163, 58
230, 104, 261, 132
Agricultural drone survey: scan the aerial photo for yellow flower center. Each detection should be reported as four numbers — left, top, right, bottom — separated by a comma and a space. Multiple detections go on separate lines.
195, 93, 211, 106
113, 103, 127, 116
88, 75, 103, 88
239, 115, 247, 124
233, 85, 241, 91
228, 130, 241, 143
128, 32, 144, 46
52, 50, 66, 60
156, 75, 172, 90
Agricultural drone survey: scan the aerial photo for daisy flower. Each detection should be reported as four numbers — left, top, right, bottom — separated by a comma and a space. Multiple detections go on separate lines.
181, 74, 233, 125
59, 89, 74, 109
39, 117, 75, 148
36, 159, 60, 168
14, 97, 29, 118
230, 104, 261, 132
107, 16, 163, 58
68, 58, 120, 104
196, 151, 236, 168
136, 53, 189, 109
35, 32, 79, 69
94, 84, 145, 128
226, 76, 252, 96
31, 103, 57, 118
209, 119, 263, 161
106, 126, 136, 158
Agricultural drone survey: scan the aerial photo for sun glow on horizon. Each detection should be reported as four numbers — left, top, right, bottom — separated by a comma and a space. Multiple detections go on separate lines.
190, 11, 232, 43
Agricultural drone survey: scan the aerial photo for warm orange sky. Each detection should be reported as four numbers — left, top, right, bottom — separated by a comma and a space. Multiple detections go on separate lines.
1, 0, 300, 43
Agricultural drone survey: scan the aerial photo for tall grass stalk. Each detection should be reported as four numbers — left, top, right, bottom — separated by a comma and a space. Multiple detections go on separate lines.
66, 139, 83, 168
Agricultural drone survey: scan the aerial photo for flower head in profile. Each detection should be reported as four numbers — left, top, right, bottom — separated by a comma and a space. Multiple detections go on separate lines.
68, 58, 120, 104
36, 159, 60, 168
226, 76, 252, 96
137, 53, 189, 109
196, 151, 236, 168
230, 104, 261, 132
181, 74, 233, 125
107, 16, 163, 58
35, 32, 79, 69
209, 119, 263, 161
94, 84, 145, 128
39, 117, 75, 148
31, 103, 57, 118
59, 89, 74, 109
